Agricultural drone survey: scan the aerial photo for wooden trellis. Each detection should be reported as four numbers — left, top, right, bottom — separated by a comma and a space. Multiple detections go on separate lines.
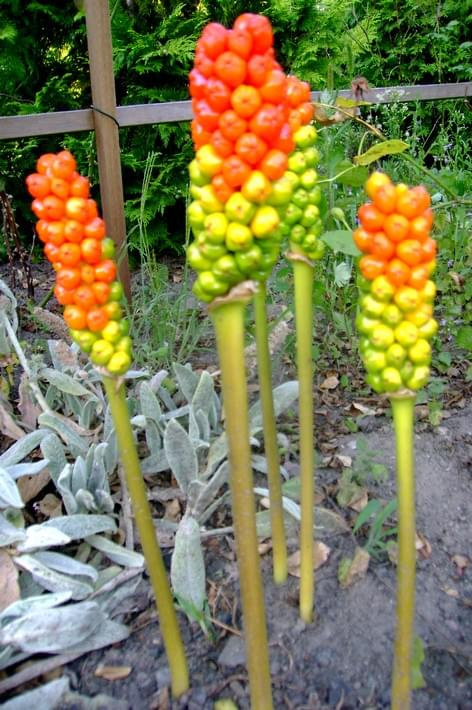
0, 0, 471, 297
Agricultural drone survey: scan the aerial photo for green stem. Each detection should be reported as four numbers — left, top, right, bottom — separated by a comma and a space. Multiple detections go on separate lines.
253, 282, 288, 584
102, 376, 189, 698
211, 298, 273, 710
390, 393, 416, 710
291, 256, 315, 623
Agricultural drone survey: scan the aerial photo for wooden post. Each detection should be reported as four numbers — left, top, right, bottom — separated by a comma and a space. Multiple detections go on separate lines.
84, 0, 131, 301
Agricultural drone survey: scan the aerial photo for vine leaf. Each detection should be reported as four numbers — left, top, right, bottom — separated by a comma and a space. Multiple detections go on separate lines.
353, 140, 409, 166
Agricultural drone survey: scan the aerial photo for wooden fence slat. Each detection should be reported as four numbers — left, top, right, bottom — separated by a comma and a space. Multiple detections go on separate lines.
1, 83, 471, 140
84, 0, 131, 301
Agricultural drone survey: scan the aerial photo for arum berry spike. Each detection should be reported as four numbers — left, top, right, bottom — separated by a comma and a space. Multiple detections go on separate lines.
254, 282, 288, 584
27, 152, 189, 698
285, 122, 323, 623
355, 172, 437, 709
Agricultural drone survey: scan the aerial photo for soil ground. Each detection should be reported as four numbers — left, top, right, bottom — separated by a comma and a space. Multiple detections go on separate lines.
1, 264, 471, 709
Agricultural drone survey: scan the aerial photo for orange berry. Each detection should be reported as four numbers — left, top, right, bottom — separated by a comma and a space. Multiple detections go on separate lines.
359, 254, 386, 280
421, 237, 437, 262
409, 215, 430, 243
63, 219, 85, 243
408, 264, 429, 290
95, 260, 117, 283
91, 281, 111, 305
358, 203, 385, 232
70, 175, 90, 198
384, 213, 410, 243
36, 153, 56, 175
35, 219, 50, 243
43, 195, 65, 221
44, 242, 61, 263
64, 304, 87, 330
56, 266, 81, 290
353, 226, 374, 253
45, 220, 66, 247
81, 238, 102, 264
84, 217, 106, 240
54, 284, 76, 306
372, 183, 397, 214
396, 188, 423, 219
65, 197, 89, 222
396, 239, 423, 267
371, 232, 395, 261
87, 307, 109, 332
26, 173, 51, 199
58, 242, 81, 267
73, 285, 97, 311
80, 264, 96, 284
50, 176, 70, 200
385, 258, 410, 287
52, 150, 76, 180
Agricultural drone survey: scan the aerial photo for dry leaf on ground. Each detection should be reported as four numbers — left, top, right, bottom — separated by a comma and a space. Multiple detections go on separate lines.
452, 554, 469, 574
17, 468, 51, 504
287, 542, 331, 577
338, 547, 370, 588
320, 375, 339, 390
94, 664, 132, 681
0, 549, 20, 612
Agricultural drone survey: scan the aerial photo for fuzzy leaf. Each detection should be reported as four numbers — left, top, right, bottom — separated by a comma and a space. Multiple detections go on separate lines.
0, 592, 72, 622
0, 430, 48, 468
39, 368, 92, 397
191, 371, 214, 416
13, 554, 94, 599
164, 418, 198, 492
249, 381, 299, 434
139, 381, 162, 422
7, 460, 50, 480
353, 139, 409, 166
0, 601, 104, 653
29, 551, 99, 581
38, 413, 89, 457
40, 434, 67, 484
171, 515, 205, 613
173, 363, 199, 401
0, 513, 25, 546
86, 534, 144, 568
0, 469, 23, 508
16, 525, 71, 552
39, 514, 116, 539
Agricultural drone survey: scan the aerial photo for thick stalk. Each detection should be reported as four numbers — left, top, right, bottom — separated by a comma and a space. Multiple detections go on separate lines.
102, 377, 189, 698
211, 299, 273, 710
390, 393, 416, 710
292, 258, 315, 623
253, 283, 288, 584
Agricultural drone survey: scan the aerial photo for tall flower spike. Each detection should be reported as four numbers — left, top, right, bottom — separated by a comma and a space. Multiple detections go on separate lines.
27, 153, 189, 698
355, 172, 437, 709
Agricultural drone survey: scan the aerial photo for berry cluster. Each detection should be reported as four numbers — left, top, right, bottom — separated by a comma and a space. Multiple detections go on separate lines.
279, 124, 324, 262
187, 13, 314, 302
26, 151, 132, 376
355, 172, 437, 393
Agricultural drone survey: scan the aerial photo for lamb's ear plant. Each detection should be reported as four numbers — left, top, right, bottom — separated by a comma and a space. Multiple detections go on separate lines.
354, 171, 437, 710
282, 122, 324, 623
26, 153, 189, 698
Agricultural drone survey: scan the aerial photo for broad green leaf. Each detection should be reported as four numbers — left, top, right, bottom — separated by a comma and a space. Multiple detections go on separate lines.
170, 515, 206, 613
16, 525, 71, 552
191, 371, 214, 416
334, 159, 369, 187
173, 362, 199, 402
139, 381, 162, 422
353, 499, 382, 533
353, 140, 409, 166
456, 325, 472, 351
412, 636, 427, 689
38, 412, 89, 457
321, 230, 360, 257
0, 592, 72, 622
